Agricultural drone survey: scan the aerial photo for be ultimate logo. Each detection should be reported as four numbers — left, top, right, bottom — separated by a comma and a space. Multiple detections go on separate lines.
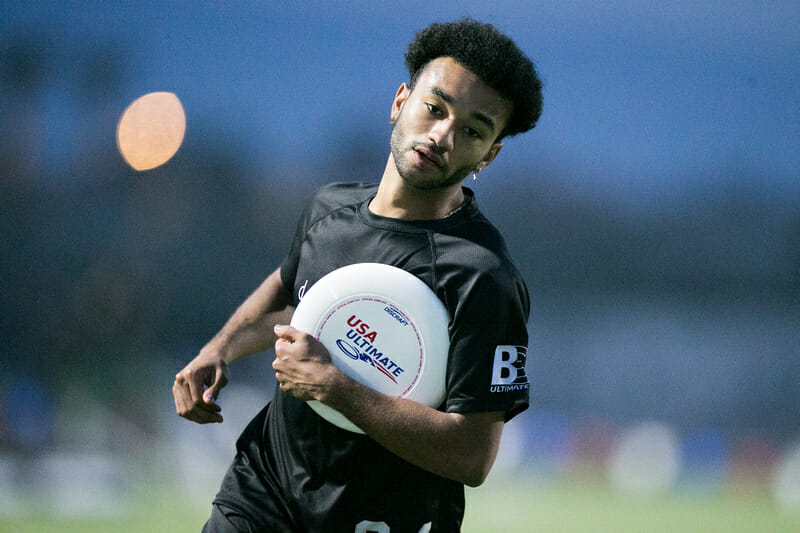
490, 345, 529, 393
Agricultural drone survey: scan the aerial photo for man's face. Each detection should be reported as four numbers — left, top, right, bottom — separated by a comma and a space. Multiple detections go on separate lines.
389, 57, 512, 190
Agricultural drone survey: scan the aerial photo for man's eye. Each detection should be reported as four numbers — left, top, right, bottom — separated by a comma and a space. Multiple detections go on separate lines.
426, 103, 442, 116
465, 128, 482, 139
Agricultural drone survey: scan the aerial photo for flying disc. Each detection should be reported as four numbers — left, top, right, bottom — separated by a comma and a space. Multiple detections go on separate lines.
289, 263, 450, 433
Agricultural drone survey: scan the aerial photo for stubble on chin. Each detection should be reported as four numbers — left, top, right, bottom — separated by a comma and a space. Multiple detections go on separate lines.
396, 155, 472, 191
391, 134, 470, 191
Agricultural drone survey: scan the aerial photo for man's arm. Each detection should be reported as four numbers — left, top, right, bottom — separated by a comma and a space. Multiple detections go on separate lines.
273, 325, 504, 487
173, 267, 293, 424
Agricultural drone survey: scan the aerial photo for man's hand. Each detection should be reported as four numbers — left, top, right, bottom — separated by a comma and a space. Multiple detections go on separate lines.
272, 324, 342, 402
173, 348, 229, 424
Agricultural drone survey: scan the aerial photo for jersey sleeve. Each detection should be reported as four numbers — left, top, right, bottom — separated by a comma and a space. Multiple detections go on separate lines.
279, 193, 317, 297
279, 183, 343, 295
444, 269, 531, 422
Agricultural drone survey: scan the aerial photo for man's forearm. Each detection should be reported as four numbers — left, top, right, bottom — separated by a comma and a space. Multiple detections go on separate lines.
321, 375, 504, 487
211, 268, 294, 364
175, 268, 294, 424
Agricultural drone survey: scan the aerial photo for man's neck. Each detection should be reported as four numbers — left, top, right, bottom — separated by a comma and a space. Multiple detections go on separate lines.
369, 155, 466, 220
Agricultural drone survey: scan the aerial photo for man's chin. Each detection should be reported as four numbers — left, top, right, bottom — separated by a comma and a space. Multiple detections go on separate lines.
401, 173, 449, 191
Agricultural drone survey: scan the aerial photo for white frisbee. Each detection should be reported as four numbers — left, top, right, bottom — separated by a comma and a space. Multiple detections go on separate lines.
289, 263, 450, 433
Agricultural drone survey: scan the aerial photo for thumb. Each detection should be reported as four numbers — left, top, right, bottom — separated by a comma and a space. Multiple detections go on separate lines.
204, 364, 229, 404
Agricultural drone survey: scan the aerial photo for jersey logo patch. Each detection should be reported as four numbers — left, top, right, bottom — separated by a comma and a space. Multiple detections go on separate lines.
490, 345, 529, 393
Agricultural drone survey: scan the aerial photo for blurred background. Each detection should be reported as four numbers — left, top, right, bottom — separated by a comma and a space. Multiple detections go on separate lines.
2, 1, 798, 530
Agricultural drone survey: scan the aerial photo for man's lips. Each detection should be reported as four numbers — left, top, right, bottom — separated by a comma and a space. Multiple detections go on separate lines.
413, 147, 444, 169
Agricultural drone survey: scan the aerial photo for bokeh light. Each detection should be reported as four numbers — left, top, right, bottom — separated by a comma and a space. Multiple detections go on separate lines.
773, 441, 800, 513
116, 91, 185, 171
608, 421, 682, 495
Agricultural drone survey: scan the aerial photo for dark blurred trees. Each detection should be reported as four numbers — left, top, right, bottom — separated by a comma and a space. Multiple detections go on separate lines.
2, 32, 797, 436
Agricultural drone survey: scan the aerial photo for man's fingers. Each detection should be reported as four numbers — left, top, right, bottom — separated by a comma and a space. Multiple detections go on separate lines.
275, 325, 317, 362
174, 395, 223, 423
204, 366, 229, 407
187, 407, 223, 424
173, 371, 223, 422
173, 378, 190, 415
179, 369, 220, 412
183, 369, 208, 407
274, 324, 303, 342
182, 408, 222, 424
173, 375, 195, 414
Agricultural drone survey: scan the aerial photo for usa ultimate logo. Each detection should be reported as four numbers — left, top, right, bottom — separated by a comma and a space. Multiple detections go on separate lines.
490, 345, 529, 393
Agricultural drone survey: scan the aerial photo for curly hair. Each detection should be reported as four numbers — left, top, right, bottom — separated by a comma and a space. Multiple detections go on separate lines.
405, 19, 543, 139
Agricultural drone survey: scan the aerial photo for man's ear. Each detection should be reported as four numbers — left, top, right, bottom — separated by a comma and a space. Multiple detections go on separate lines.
390, 83, 411, 123
478, 142, 504, 171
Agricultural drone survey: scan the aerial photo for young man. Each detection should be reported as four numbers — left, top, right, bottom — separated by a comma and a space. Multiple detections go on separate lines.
173, 19, 543, 532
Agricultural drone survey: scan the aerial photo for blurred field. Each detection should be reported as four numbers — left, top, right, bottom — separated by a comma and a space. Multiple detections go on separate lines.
464, 477, 800, 533
2, 476, 797, 533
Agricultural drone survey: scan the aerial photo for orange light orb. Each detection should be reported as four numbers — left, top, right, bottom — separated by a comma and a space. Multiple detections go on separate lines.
116, 91, 186, 171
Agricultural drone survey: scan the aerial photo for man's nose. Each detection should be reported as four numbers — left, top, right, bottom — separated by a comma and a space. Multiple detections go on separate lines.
429, 119, 455, 153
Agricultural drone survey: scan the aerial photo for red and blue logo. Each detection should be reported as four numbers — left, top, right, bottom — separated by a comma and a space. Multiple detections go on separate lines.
336, 315, 405, 383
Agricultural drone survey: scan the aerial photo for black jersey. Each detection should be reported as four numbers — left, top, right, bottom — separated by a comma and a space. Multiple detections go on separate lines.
212, 182, 530, 532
